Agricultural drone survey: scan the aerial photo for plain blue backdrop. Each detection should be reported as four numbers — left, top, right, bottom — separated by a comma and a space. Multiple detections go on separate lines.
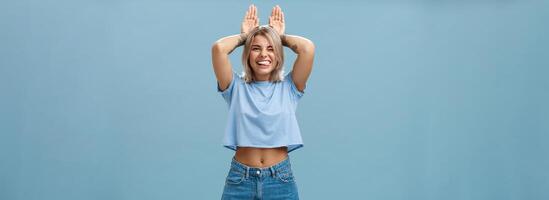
1, 0, 548, 199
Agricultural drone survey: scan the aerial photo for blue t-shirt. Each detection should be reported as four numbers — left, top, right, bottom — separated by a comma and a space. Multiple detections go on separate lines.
217, 70, 305, 153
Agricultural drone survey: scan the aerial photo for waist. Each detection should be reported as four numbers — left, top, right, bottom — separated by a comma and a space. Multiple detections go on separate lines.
230, 154, 292, 177
234, 146, 288, 168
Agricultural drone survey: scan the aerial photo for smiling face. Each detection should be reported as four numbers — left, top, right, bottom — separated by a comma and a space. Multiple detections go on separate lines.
242, 26, 284, 83
248, 34, 277, 81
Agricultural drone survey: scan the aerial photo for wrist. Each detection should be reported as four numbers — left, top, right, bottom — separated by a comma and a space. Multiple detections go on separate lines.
280, 34, 288, 46
238, 33, 248, 46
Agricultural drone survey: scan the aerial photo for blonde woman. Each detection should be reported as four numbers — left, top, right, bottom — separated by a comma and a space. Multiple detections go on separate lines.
212, 5, 314, 200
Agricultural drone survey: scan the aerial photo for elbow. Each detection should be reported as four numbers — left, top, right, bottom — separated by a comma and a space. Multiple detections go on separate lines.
299, 39, 315, 55
211, 42, 227, 54
307, 40, 316, 53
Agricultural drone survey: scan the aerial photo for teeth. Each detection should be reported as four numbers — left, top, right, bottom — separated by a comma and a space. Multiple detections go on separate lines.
257, 61, 270, 65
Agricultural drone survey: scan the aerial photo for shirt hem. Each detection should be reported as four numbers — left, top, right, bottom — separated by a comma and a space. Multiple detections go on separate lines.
223, 143, 304, 153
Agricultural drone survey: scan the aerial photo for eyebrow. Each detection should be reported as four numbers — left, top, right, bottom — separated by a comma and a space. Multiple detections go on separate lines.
251, 45, 273, 48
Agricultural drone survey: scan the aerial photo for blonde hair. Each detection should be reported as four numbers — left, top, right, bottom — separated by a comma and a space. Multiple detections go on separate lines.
241, 25, 284, 83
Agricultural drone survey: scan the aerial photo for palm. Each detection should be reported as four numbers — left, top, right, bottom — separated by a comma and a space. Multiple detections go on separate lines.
241, 5, 259, 34
269, 5, 285, 35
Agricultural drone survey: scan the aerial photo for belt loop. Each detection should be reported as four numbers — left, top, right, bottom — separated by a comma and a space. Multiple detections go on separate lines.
270, 166, 276, 178
245, 166, 249, 179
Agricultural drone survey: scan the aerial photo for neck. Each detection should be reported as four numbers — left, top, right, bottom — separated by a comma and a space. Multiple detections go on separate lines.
254, 74, 271, 81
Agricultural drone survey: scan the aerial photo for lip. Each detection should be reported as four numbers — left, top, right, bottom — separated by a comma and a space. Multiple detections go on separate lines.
256, 60, 272, 68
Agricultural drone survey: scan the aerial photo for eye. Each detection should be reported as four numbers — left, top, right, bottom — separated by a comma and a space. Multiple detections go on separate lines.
267, 47, 274, 52
252, 47, 260, 51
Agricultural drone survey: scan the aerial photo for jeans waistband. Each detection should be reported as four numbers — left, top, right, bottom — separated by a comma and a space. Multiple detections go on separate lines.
230, 155, 291, 178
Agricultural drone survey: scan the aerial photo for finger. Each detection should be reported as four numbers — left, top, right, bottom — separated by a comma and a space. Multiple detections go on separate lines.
271, 6, 275, 18
271, 6, 276, 20
276, 5, 282, 21
281, 12, 285, 23
247, 5, 252, 19
252, 5, 256, 18
250, 5, 254, 18
251, 5, 255, 19
277, 6, 282, 20
274, 5, 279, 21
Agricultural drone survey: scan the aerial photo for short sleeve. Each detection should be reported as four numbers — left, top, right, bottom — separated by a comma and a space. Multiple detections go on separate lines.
217, 71, 239, 104
285, 71, 305, 100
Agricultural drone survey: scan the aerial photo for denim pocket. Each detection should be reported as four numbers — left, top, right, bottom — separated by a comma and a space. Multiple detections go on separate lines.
225, 168, 245, 185
276, 169, 295, 183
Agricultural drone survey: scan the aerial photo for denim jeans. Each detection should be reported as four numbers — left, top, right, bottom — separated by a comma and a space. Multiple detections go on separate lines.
221, 155, 300, 200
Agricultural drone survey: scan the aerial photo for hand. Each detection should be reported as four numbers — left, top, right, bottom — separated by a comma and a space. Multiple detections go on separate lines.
241, 5, 259, 34
269, 5, 285, 35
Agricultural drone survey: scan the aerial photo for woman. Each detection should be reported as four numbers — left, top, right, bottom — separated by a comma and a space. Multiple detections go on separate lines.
212, 4, 314, 200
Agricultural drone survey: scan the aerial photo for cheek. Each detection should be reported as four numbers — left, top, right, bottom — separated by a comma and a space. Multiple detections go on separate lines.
270, 51, 277, 58
249, 52, 260, 60
270, 54, 278, 66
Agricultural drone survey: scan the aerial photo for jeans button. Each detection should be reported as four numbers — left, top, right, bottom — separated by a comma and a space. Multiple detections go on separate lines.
256, 171, 260, 175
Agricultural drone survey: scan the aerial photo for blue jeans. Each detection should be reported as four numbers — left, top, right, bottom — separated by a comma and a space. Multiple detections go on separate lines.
221, 155, 300, 200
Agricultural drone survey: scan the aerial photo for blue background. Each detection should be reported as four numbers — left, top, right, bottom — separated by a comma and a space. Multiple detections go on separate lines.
1, 0, 548, 199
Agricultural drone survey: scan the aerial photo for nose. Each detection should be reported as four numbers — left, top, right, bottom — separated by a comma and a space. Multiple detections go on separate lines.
260, 49, 268, 57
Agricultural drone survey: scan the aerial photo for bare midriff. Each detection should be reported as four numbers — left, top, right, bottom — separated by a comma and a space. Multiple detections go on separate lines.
235, 146, 288, 168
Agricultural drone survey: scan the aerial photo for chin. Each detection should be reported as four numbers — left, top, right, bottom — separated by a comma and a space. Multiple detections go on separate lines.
259, 70, 274, 75
253, 67, 274, 74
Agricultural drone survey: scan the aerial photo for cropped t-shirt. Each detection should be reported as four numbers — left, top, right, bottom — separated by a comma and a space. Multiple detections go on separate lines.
217, 70, 304, 153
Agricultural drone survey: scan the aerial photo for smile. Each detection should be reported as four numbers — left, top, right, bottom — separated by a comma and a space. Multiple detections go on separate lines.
256, 60, 271, 66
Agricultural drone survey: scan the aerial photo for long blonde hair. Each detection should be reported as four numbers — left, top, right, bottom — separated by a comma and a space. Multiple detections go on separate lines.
241, 25, 285, 83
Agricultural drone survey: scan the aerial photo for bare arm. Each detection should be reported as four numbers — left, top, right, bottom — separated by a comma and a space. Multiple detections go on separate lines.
269, 5, 315, 93
212, 34, 247, 91
212, 5, 258, 91
282, 35, 315, 93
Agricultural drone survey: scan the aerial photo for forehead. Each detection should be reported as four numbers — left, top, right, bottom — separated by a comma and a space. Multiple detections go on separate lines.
251, 34, 272, 46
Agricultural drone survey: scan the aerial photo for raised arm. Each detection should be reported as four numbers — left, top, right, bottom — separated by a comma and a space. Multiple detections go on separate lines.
212, 5, 258, 91
282, 35, 315, 93
269, 5, 315, 93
